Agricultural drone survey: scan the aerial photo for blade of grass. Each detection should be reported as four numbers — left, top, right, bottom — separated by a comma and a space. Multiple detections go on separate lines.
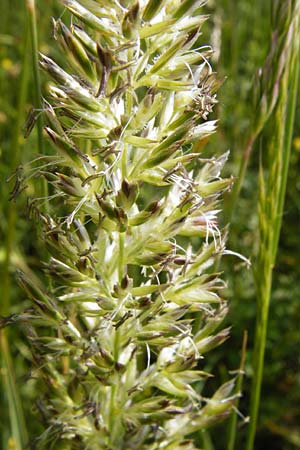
200, 430, 215, 450
26, 0, 43, 155
1, 8, 30, 450
3, 27, 30, 316
271, 33, 300, 262
227, 330, 248, 450
245, 6, 300, 450
26, 0, 48, 209
1, 331, 28, 450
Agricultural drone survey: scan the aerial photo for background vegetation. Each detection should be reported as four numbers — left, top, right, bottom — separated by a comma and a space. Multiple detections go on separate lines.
1, 0, 299, 449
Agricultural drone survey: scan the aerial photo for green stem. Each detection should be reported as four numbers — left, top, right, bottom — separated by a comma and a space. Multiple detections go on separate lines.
1, 331, 28, 450
227, 331, 248, 450
3, 6, 30, 317
109, 233, 125, 446
245, 13, 300, 450
200, 430, 215, 450
26, 0, 48, 209
272, 49, 300, 262
245, 268, 272, 450
1, 10, 30, 450
118, 232, 125, 282
109, 329, 121, 447
121, 144, 128, 179
27, 0, 43, 151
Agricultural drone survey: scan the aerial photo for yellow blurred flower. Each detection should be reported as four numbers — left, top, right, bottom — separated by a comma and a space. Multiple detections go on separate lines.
293, 137, 300, 151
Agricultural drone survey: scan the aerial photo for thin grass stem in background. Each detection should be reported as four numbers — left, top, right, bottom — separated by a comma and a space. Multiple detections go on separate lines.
26, 0, 48, 208
226, 330, 248, 450
2, 19, 30, 317
0, 8, 31, 450
200, 430, 215, 450
265, 420, 300, 447
245, 4, 300, 450
0, 333, 28, 450
272, 39, 300, 262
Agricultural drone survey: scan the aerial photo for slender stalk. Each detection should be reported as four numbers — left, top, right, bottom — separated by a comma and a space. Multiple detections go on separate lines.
118, 232, 125, 282
201, 430, 215, 450
121, 144, 128, 179
245, 254, 273, 450
26, 0, 48, 208
110, 328, 121, 447
26, 0, 43, 152
1, 10, 30, 450
1, 332, 29, 450
1, 332, 27, 450
272, 47, 300, 262
227, 331, 248, 450
3, 26, 30, 315
245, 8, 300, 450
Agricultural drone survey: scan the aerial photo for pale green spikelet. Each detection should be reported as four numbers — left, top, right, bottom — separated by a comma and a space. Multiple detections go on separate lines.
13, 1, 236, 448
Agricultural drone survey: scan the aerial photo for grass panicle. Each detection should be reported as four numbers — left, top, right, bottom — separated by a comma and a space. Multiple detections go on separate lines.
227, 0, 300, 221
7, 1, 237, 448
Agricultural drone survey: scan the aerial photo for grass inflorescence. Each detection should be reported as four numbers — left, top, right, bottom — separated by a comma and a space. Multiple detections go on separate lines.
7, 1, 237, 449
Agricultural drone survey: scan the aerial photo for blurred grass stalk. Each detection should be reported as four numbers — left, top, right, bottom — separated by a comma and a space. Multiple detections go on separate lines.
226, 331, 248, 450
1, 5, 30, 450
26, 0, 44, 154
0, 333, 28, 450
26, 0, 48, 207
246, 2, 300, 450
1, 1, 48, 447
227, 0, 299, 221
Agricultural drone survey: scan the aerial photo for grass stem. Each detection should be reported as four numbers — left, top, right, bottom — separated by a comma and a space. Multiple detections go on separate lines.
1, 9, 30, 449
118, 232, 125, 282
26, 0, 48, 210
200, 430, 215, 450
245, 264, 272, 450
1, 331, 28, 450
245, 10, 300, 450
227, 330, 248, 450
272, 46, 300, 262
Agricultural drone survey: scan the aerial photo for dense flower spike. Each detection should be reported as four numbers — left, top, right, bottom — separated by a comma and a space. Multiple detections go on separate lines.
19, 1, 236, 448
